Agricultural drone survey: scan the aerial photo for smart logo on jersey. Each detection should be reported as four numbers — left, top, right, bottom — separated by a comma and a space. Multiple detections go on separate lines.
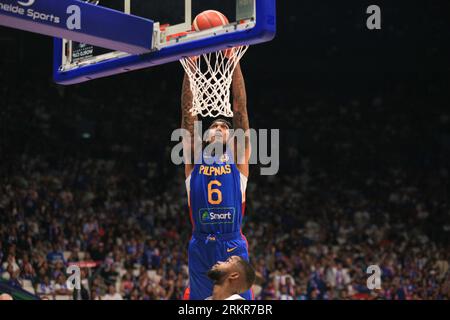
199, 208, 235, 224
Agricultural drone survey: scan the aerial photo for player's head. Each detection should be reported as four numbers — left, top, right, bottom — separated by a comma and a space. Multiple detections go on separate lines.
207, 256, 256, 294
0, 293, 13, 300
207, 119, 232, 145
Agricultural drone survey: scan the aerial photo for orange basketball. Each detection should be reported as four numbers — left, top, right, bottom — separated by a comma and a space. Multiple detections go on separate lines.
192, 10, 236, 59
192, 10, 229, 31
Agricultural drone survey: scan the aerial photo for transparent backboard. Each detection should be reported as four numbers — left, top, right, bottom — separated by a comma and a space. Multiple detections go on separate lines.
60, 0, 253, 71
54, 0, 276, 84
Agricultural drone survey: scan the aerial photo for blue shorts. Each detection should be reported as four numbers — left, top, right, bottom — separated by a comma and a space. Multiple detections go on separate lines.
188, 231, 253, 300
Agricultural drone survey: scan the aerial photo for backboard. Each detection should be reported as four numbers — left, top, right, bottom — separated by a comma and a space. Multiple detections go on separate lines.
53, 0, 276, 85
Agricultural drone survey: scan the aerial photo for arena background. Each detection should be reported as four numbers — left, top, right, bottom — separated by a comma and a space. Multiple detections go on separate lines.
1, 0, 449, 300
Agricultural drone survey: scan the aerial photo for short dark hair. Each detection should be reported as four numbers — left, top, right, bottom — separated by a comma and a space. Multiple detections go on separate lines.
236, 257, 256, 291
209, 118, 232, 130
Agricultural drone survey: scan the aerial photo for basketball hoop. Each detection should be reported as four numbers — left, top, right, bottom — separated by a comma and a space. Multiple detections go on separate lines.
180, 45, 249, 118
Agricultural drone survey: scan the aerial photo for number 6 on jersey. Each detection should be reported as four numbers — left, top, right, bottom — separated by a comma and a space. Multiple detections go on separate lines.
208, 180, 222, 204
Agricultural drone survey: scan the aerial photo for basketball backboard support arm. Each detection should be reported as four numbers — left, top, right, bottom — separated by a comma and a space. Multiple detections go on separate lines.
163, 0, 192, 38
53, 0, 276, 85
0, 0, 154, 54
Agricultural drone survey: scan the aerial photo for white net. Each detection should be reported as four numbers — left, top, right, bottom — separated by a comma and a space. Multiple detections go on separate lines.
180, 46, 249, 118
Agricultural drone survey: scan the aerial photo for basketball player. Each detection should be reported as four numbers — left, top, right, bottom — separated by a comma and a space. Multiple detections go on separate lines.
0, 293, 13, 300
205, 256, 255, 300
181, 61, 252, 300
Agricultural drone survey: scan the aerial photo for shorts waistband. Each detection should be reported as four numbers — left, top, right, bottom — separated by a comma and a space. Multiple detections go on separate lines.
192, 231, 242, 241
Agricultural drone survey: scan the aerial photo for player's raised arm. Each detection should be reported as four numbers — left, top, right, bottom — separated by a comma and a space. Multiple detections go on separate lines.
232, 63, 251, 177
181, 73, 198, 178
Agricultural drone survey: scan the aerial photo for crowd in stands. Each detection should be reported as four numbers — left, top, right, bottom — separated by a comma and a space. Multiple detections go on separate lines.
1, 151, 449, 300
0, 70, 450, 300
1, 49, 449, 300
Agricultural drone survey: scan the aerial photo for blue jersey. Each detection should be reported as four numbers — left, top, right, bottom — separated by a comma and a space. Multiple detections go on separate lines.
186, 150, 253, 300
186, 151, 247, 235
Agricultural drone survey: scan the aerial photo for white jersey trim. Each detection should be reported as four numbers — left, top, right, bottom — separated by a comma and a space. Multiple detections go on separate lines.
185, 174, 191, 206
205, 294, 246, 300
239, 172, 247, 203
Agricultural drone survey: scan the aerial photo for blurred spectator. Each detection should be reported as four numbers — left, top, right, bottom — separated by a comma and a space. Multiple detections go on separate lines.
102, 285, 123, 300
0, 71, 449, 301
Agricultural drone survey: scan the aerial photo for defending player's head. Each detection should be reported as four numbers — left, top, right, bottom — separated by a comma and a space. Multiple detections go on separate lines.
0, 293, 13, 300
207, 256, 255, 295
206, 118, 232, 145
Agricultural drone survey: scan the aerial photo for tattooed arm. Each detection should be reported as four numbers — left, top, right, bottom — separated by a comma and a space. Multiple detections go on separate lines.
181, 73, 198, 178
232, 63, 251, 177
